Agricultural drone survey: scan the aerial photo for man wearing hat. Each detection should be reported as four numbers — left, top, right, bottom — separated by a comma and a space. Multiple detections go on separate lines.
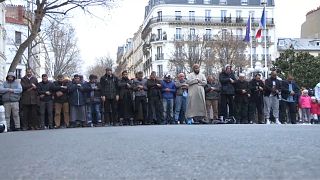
0, 72, 22, 131
234, 73, 250, 124
161, 74, 176, 124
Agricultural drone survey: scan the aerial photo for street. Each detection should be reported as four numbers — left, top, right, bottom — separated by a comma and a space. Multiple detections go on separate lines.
1, 124, 320, 179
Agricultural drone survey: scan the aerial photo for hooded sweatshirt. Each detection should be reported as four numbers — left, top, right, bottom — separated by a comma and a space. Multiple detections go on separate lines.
0, 72, 22, 102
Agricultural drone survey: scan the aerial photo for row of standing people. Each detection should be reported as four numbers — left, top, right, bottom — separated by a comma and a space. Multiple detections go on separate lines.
1, 65, 320, 131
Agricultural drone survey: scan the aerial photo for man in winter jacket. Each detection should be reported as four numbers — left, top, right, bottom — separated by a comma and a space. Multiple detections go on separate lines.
133, 71, 148, 125
118, 71, 134, 125
21, 68, 39, 130
248, 73, 265, 124
147, 71, 163, 125
174, 73, 188, 124
68, 74, 91, 127
204, 75, 220, 122
219, 64, 237, 120
161, 74, 176, 124
0, 72, 22, 131
37, 74, 55, 129
86, 74, 102, 126
100, 67, 119, 126
234, 73, 250, 124
280, 75, 300, 124
53, 75, 70, 128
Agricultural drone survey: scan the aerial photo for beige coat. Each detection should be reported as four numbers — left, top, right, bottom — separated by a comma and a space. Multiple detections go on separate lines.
186, 72, 207, 118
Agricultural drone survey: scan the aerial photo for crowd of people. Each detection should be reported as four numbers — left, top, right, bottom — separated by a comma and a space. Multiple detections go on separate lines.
1, 64, 320, 132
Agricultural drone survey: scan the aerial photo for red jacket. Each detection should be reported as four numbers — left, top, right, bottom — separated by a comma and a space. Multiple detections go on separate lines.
311, 102, 320, 115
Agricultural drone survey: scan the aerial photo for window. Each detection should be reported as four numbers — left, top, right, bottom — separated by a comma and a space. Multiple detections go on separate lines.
157, 65, 163, 78
189, 28, 196, 40
204, 0, 211, 4
220, 10, 227, 22
249, 11, 255, 22
15, 69, 22, 79
189, 11, 195, 22
205, 29, 211, 40
241, 0, 248, 5
15, 31, 21, 44
236, 28, 243, 39
188, 0, 195, 4
205, 10, 211, 21
219, 0, 227, 5
176, 45, 183, 58
175, 11, 181, 20
157, 11, 162, 22
189, 46, 196, 56
175, 28, 182, 40
316, 41, 320, 46
221, 29, 227, 40
236, 10, 242, 18
157, 28, 162, 40
156, 46, 163, 60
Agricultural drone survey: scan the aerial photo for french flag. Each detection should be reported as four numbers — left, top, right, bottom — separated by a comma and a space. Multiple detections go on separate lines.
255, 7, 265, 39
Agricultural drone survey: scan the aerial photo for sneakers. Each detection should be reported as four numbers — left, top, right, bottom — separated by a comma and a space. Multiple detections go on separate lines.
275, 119, 281, 124
266, 119, 271, 124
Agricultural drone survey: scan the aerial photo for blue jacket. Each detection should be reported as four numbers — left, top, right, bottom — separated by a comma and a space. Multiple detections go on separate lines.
161, 80, 176, 99
0, 80, 22, 102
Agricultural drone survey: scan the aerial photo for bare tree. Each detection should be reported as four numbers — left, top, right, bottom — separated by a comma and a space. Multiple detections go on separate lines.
211, 31, 248, 70
169, 35, 212, 74
43, 20, 81, 79
7, 0, 118, 73
87, 56, 114, 78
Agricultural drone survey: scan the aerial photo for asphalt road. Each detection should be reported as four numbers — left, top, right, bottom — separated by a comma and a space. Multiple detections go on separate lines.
1, 124, 320, 180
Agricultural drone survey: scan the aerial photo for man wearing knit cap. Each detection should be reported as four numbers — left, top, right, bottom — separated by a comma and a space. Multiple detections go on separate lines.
219, 64, 237, 121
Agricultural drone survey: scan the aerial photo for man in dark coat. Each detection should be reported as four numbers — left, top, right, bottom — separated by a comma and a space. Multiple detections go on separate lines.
234, 73, 250, 124
248, 73, 265, 124
86, 74, 102, 127
20, 68, 39, 130
53, 75, 70, 128
100, 67, 119, 126
204, 75, 220, 122
118, 70, 134, 125
280, 75, 300, 124
68, 74, 91, 127
133, 71, 148, 125
37, 74, 55, 129
219, 64, 237, 121
147, 71, 163, 125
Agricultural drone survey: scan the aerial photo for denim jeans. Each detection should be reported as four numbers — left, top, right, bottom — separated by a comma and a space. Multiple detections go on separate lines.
163, 98, 174, 124
175, 95, 187, 123
87, 102, 102, 124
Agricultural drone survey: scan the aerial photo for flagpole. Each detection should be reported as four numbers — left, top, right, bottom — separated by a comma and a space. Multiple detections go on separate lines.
262, 1, 267, 78
250, 15, 253, 68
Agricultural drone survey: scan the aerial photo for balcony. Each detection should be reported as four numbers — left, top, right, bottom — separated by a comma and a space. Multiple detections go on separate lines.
174, 34, 185, 41
155, 53, 164, 60
141, 15, 275, 38
203, 35, 213, 41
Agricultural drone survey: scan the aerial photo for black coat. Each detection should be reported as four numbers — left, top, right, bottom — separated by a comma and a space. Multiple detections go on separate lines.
100, 74, 119, 99
53, 80, 70, 103
249, 78, 264, 102
264, 77, 281, 97
219, 71, 236, 95
118, 78, 133, 100
234, 80, 250, 103
68, 82, 91, 106
37, 81, 55, 102
147, 79, 162, 99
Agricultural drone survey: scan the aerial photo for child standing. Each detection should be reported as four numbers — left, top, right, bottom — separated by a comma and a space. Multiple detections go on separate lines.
299, 90, 312, 124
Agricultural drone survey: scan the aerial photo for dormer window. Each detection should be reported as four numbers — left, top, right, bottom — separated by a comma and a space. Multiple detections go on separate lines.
241, 0, 248, 5
204, 0, 211, 4
220, 0, 227, 5
278, 39, 285, 47
188, 0, 195, 4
